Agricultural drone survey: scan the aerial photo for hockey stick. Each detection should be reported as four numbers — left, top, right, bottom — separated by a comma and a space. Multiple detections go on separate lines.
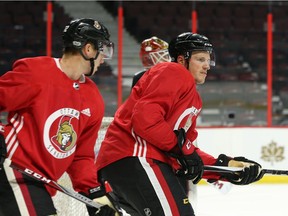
204, 165, 288, 176
8, 160, 104, 209
9, 160, 131, 216
8, 159, 131, 216
204, 165, 243, 173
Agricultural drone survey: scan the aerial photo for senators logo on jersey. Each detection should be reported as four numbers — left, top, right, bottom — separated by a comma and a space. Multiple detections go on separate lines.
51, 115, 77, 151
44, 108, 79, 159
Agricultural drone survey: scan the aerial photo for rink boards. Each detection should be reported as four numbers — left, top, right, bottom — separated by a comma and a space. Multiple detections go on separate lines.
197, 127, 288, 184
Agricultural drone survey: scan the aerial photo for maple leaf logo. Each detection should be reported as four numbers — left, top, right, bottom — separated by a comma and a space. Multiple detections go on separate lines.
261, 141, 285, 165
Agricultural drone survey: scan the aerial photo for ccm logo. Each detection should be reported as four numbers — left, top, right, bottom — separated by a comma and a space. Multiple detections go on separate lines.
24, 168, 51, 183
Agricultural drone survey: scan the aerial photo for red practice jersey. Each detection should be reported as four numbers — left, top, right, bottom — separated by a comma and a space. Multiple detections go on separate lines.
96, 62, 220, 180
0, 57, 104, 195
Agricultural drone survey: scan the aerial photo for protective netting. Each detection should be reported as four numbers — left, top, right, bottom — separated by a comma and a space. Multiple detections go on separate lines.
52, 117, 114, 216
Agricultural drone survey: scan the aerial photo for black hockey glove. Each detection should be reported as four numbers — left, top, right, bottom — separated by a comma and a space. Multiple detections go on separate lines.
0, 133, 6, 168
214, 154, 264, 185
84, 182, 122, 216
173, 128, 204, 184
94, 205, 116, 216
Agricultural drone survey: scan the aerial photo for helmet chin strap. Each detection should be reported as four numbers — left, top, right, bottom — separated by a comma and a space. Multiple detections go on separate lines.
183, 57, 190, 70
185, 60, 190, 70
185, 53, 192, 70
79, 50, 100, 76
88, 58, 95, 76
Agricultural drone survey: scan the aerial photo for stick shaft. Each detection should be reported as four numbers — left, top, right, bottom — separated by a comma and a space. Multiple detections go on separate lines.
9, 160, 103, 208
262, 169, 288, 175
204, 165, 288, 176
204, 165, 243, 173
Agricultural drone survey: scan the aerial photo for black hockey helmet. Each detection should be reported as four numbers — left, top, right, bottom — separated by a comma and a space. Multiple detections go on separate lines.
62, 18, 113, 59
168, 32, 215, 66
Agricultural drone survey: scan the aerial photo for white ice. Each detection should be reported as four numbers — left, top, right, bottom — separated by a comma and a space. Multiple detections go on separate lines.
196, 184, 288, 216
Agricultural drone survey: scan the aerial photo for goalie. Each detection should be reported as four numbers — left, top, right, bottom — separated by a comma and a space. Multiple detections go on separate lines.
131, 36, 171, 88
96, 32, 264, 215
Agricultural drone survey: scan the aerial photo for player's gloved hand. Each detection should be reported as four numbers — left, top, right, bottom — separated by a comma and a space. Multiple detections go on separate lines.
174, 128, 204, 184
215, 154, 264, 185
84, 182, 121, 216
0, 132, 7, 169
94, 204, 116, 216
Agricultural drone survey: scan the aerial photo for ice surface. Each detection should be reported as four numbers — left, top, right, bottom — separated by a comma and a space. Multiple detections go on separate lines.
196, 184, 288, 216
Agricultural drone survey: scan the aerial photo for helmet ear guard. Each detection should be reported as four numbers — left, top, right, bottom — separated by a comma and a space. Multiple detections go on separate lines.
168, 32, 216, 66
139, 36, 171, 68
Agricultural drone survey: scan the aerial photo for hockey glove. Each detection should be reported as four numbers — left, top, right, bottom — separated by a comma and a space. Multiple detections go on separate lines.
0, 133, 6, 168
214, 154, 264, 185
85, 181, 122, 216
94, 205, 116, 216
174, 128, 204, 184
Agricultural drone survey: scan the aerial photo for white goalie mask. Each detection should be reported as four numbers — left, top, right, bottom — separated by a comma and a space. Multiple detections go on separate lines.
139, 36, 171, 69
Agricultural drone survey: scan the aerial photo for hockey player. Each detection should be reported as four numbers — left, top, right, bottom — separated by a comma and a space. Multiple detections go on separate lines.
0, 18, 118, 216
95, 32, 264, 216
131, 36, 171, 88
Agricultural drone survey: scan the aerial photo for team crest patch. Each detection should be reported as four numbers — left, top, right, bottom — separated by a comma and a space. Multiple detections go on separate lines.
94, 21, 101, 30
44, 108, 79, 159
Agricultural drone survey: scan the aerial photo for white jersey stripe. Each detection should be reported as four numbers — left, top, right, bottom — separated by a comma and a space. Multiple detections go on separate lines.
131, 129, 138, 156
131, 129, 148, 157
6, 114, 24, 159
139, 157, 173, 216
8, 140, 19, 160
5, 126, 15, 145
132, 142, 138, 156
6, 127, 16, 152
15, 116, 24, 134
136, 136, 143, 157
142, 139, 147, 157
7, 137, 17, 157
6, 113, 19, 144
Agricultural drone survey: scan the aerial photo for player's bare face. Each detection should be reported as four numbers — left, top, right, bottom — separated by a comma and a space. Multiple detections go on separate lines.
83, 43, 105, 76
93, 52, 104, 73
189, 52, 211, 84
89, 50, 104, 76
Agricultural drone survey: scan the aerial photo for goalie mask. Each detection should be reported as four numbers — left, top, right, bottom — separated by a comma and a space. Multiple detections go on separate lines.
62, 18, 114, 60
169, 32, 215, 66
139, 36, 171, 69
